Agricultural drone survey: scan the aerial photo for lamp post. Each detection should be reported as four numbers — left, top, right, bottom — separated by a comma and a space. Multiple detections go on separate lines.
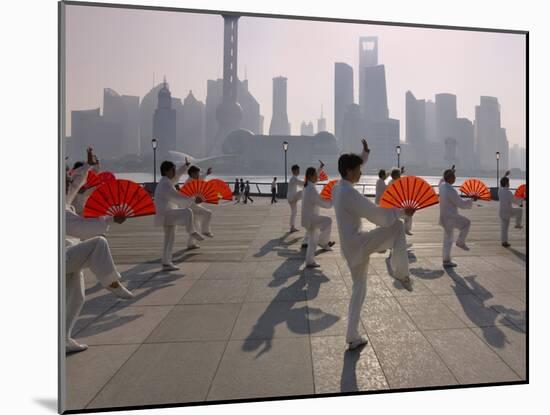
283, 141, 289, 184
152, 138, 158, 184
496, 151, 500, 186
396, 145, 401, 169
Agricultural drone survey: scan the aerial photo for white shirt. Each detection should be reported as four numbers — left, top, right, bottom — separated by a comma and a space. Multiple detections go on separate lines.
287, 175, 305, 202
66, 206, 111, 242
438, 181, 472, 228
333, 179, 402, 268
67, 163, 94, 207
153, 164, 194, 226
498, 187, 522, 220
375, 178, 387, 205
301, 183, 332, 228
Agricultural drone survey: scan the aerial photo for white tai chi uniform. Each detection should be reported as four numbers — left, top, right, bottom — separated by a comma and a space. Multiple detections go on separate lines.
498, 186, 523, 243
388, 177, 412, 233
287, 175, 305, 229
375, 178, 387, 205
154, 166, 197, 265
438, 181, 473, 262
184, 173, 213, 247
301, 183, 333, 265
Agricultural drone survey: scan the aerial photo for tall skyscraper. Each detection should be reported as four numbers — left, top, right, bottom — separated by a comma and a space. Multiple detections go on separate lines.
363, 65, 389, 122
435, 93, 458, 144
269, 76, 290, 135
358, 36, 378, 112
317, 106, 327, 133
475, 96, 507, 170
103, 88, 140, 157
238, 79, 262, 135
182, 90, 206, 157
341, 103, 363, 154
334, 62, 354, 145
455, 117, 476, 170
300, 121, 314, 136
139, 82, 165, 157
153, 79, 177, 157
425, 100, 437, 143
405, 91, 426, 164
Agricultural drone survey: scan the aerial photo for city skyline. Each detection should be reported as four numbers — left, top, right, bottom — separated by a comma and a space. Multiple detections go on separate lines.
65, 6, 526, 147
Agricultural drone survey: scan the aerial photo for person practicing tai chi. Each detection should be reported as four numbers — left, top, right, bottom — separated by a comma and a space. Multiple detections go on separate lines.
375, 169, 388, 205
184, 165, 215, 249
388, 167, 413, 235
438, 168, 476, 267
287, 161, 324, 233
65, 148, 134, 353
498, 175, 523, 247
154, 160, 205, 271
301, 167, 336, 268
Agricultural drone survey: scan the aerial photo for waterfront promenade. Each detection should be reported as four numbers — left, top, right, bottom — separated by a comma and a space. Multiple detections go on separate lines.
66, 198, 527, 411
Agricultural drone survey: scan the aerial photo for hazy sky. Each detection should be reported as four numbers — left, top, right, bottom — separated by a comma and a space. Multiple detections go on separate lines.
65, 4, 526, 146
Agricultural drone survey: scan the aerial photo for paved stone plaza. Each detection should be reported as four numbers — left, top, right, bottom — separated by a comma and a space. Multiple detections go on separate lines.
66, 198, 527, 411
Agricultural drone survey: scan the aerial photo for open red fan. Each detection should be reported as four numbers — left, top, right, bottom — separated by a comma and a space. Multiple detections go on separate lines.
320, 180, 339, 201
180, 179, 220, 204
459, 179, 491, 201
380, 176, 438, 211
318, 170, 328, 182
83, 170, 116, 190
83, 179, 156, 218
514, 184, 526, 200
208, 179, 233, 201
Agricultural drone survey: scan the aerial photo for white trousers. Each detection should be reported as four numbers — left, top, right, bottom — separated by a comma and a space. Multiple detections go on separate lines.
288, 191, 303, 229
305, 215, 332, 264
501, 208, 523, 242
187, 204, 212, 246
442, 215, 471, 262
346, 259, 369, 343
65, 236, 120, 340
162, 208, 196, 264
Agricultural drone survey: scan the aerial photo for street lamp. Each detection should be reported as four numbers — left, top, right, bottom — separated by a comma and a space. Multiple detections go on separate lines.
496, 151, 500, 186
396, 145, 401, 169
152, 138, 158, 184
283, 141, 289, 184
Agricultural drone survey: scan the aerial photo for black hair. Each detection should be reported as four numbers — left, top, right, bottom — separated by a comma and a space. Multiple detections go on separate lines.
378, 169, 386, 179
291, 164, 299, 172
188, 165, 200, 176
390, 168, 401, 179
160, 161, 175, 176
443, 169, 455, 182
304, 167, 317, 187
72, 161, 84, 169
500, 176, 510, 187
273, 177, 277, 181
338, 153, 364, 178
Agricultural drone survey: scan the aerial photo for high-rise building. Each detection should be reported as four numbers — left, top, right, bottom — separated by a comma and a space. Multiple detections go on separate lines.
139, 82, 165, 157
269, 76, 290, 135
334, 62, 354, 145
103, 88, 140, 157
317, 106, 327, 133
475, 96, 506, 171
300, 121, 314, 136
70, 107, 121, 161
237, 79, 262, 135
435, 93, 457, 144
363, 65, 389, 122
153, 79, 177, 158
455, 117, 476, 170
182, 90, 206, 157
358, 36, 378, 113
425, 99, 437, 143
405, 91, 427, 165
341, 104, 363, 154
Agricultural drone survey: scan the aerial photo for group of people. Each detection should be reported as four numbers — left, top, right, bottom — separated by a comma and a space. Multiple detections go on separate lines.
233, 178, 254, 204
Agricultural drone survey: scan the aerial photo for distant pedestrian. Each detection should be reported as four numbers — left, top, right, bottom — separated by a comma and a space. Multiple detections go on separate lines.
233, 178, 240, 201
244, 181, 254, 204
271, 177, 278, 204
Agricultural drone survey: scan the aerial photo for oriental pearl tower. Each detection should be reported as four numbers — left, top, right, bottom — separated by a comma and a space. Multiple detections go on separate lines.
212, 14, 243, 154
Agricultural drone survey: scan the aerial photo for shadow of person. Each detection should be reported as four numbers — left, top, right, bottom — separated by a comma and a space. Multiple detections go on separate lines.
253, 235, 303, 258
340, 345, 368, 392
269, 259, 305, 287
33, 398, 57, 412
409, 267, 445, 280
506, 247, 526, 263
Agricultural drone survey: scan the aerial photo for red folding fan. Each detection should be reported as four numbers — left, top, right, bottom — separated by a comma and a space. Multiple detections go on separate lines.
208, 179, 233, 201
83, 179, 156, 218
320, 180, 339, 201
514, 184, 526, 199
380, 176, 439, 211
83, 170, 116, 190
459, 179, 491, 201
318, 170, 328, 182
180, 179, 220, 204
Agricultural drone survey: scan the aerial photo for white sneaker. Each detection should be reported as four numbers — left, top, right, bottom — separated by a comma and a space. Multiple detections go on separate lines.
320, 241, 336, 251
162, 263, 180, 271
443, 261, 457, 268
203, 232, 215, 238
348, 335, 368, 350
306, 262, 321, 268
455, 242, 470, 251
66, 338, 88, 353
190, 232, 204, 241
107, 282, 135, 299
187, 244, 200, 250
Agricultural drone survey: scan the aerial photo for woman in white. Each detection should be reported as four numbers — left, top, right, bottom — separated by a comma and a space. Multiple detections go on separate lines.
375, 169, 388, 205
287, 161, 324, 233
65, 148, 134, 353
184, 165, 214, 249
154, 160, 204, 271
388, 167, 413, 235
332, 139, 413, 350
438, 169, 475, 267
498, 176, 523, 247
301, 167, 335, 268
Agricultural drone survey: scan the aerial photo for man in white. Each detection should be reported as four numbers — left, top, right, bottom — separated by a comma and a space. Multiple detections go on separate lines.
388, 167, 413, 235
65, 148, 134, 353
375, 169, 388, 205
438, 169, 476, 267
333, 139, 414, 350
498, 176, 523, 247
154, 160, 204, 271
301, 167, 336, 268
183, 165, 214, 249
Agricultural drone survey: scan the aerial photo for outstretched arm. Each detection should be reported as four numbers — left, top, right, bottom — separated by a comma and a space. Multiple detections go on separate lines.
350, 187, 401, 227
